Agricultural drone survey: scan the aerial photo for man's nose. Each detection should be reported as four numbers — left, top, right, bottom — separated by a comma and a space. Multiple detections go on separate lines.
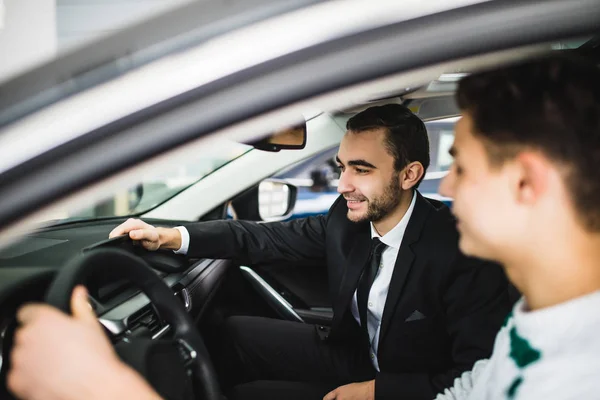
337, 170, 353, 194
439, 171, 454, 198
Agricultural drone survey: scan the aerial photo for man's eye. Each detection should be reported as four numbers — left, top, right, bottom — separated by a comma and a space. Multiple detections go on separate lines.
356, 168, 368, 174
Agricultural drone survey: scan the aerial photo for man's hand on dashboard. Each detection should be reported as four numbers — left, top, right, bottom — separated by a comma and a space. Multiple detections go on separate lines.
7, 286, 162, 400
109, 218, 181, 251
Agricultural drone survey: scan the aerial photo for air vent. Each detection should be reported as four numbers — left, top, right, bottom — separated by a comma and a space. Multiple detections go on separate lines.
128, 305, 162, 335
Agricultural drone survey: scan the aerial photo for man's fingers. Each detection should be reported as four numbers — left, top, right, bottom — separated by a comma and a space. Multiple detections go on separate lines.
16, 303, 53, 325
15, 304, 38, 325
6, 364, 27, 399
108, 221, 131, 238
109, 218, 150, 238
109, 220, 159, 251
130, 230, 160, 251
139, 240, 159, 251
323, 389, 337, 400
71, 286, 99, 328
129, 229, 145, 240
108, 227, 123, 238
129, 228, 158, 242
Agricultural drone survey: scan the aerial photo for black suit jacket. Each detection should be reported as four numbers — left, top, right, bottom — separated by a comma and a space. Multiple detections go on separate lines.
184, 192, 511, 400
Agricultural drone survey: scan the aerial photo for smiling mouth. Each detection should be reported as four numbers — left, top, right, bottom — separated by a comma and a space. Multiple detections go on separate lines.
345, 198, 366, 210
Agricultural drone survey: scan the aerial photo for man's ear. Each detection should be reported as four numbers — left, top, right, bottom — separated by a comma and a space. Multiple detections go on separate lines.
514, 152, 550, 205
401, 161, 425, 190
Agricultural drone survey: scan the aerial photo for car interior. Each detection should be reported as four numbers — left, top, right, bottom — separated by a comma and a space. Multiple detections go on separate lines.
0, 14, 598, 399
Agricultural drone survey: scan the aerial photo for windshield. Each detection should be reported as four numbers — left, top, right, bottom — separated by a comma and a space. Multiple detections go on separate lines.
43, 139, 251, 224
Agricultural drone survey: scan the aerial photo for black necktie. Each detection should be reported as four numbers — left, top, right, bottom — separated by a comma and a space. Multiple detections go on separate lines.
357, 238, 386, 341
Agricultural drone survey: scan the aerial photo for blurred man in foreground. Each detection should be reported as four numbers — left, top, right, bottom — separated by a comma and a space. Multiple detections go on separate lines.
435, 55, 600, 399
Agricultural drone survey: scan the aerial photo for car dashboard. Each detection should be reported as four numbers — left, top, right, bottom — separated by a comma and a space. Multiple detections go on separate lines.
0, 218, 231, 399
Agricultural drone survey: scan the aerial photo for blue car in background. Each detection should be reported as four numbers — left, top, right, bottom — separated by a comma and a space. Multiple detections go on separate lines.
276, 117, 457, 219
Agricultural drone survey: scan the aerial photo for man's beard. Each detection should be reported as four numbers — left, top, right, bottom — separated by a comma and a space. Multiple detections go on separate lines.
347, 175, 402, 223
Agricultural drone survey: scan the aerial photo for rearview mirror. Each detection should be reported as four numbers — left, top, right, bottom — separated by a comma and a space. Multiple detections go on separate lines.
248, 122, 307, 152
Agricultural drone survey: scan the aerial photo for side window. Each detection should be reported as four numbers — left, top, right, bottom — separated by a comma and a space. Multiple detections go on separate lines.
273, 146, 340, 220
420, 117, 458, 205
274, 116, 458, 219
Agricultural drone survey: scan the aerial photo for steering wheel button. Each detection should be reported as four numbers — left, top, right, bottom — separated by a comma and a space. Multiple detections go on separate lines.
176, 338, 197, 366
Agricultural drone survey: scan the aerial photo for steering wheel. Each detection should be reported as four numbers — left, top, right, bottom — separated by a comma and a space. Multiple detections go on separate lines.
45, 248, 221, 400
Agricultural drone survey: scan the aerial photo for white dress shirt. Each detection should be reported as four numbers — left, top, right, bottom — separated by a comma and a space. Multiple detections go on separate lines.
350, 191, 417, 371
173, 192, 417, 371
173, 226, 190, 255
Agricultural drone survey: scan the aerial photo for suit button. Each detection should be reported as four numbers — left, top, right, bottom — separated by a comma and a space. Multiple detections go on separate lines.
319, 326, 325, 331
368, 302, 373, 307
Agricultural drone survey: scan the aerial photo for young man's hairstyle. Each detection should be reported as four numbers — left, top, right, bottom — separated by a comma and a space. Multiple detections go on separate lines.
346, 104, 430, 188
457, 55, 600, 231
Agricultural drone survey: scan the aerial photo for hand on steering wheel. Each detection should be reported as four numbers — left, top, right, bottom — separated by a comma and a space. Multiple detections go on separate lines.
8, 286, 160, 400
42, 248, 221, 400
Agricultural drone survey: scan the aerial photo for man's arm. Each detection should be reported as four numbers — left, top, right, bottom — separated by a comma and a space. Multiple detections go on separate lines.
320, 359, 489, 400
433, 359, 489, 400
374, 257, 510, 400
111, 196, 345, 264
182, 216, 327, 264
111, 216, 328, 264
320, 359, 490, 400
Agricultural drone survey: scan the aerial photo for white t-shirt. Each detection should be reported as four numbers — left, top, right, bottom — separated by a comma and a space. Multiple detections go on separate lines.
435, 290, 600, 400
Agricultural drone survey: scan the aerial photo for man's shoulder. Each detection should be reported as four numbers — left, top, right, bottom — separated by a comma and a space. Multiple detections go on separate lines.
417, 195, 459, 241
414, 195, 497, 271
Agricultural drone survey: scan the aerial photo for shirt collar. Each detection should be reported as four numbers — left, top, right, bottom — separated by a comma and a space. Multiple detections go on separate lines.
370, 191, 417, 250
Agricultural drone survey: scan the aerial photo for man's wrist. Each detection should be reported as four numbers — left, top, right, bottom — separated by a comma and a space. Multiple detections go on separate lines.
368, 379, 375, 400
157, 227, 182, 251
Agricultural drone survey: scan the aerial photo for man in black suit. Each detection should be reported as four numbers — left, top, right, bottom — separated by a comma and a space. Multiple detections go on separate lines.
109, 104, 511, 400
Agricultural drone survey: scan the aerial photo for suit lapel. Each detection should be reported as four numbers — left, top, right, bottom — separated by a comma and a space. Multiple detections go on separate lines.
330, 222, 371, 331
378, 192, 433, 346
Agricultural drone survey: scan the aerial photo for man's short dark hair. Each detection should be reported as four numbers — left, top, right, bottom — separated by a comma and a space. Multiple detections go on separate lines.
346, 104, 430, 188
457, 55, 600, 231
